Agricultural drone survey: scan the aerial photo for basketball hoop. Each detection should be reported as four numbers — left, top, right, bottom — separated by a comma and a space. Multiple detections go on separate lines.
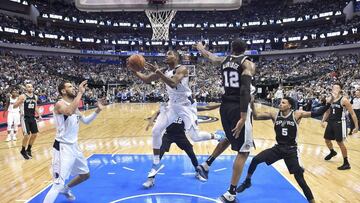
145, 9, 177, 41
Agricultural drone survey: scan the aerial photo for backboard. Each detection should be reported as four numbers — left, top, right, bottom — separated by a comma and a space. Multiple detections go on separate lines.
75, 0, 242, 12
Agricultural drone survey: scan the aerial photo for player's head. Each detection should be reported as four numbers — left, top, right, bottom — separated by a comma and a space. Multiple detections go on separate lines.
332, 82, 343, 96
25, 83, 33, 94
10, 88, 19, 97
165, 50, 180, 65
355, 89, 360, 97
58, 81, 76, 99
231, 39, 247, 55
280, 97, 295, 111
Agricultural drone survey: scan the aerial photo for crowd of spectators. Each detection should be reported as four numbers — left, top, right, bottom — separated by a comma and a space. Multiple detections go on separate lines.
1, 0, 358, 51
1, 51, 359, 113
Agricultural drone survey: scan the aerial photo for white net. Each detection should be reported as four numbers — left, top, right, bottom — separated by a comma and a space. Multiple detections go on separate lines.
145, 9, 177, 41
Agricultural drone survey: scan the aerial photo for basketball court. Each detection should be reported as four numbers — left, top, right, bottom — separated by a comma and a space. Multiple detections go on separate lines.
1, 103, 360, 202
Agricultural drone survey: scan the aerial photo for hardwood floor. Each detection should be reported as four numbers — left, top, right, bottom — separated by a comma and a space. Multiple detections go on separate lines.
0, 103, 359, 203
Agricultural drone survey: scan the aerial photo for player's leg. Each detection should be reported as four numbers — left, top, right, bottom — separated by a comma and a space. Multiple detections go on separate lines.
12, 113, 20, 141
63, 144, 91, 200
336, 141, 350, 170
324, 122, 337, 160
285, 148, 315, 203
197, 139, 230, 181
44, 142, 76, 203
143, 136, 171, 188
218, 104, 253, 202
177, 104, 224, 142
149, 109, 176, 177
6, 113, 14, 142
20, 117, 30, 159
26, 118, 39, 157
237, 146, 281, 193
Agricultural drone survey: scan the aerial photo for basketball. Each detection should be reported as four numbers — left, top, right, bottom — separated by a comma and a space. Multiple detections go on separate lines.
128, 54, 145, 72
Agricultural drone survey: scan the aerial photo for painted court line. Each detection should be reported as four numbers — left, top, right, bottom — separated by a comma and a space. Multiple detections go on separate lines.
122, 167, 135, 171
109, 192, 218, 203
182, 172, 196, 176
214, 168, 227, 172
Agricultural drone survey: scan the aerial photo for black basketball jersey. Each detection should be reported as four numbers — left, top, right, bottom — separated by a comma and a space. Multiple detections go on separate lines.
328, 96, 345, 121
220, 55, 249, 102
274, 111, 298, 146
24, 94, 36, 118
165, 117, 185, 136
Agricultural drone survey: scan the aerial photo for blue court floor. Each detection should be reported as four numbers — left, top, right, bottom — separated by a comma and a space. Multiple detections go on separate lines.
28, 154, 307, 203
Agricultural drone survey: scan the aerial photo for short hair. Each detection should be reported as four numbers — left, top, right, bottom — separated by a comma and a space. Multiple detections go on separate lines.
10, 88, 18, 93
231, 39, 247, 54
58, 81, 71, 95
283, 96, 295, 109
333, 82, 343, 89
169, 50, 180, 61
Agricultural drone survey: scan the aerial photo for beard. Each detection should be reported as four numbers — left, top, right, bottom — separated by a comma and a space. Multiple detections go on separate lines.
67, 91, 76, 99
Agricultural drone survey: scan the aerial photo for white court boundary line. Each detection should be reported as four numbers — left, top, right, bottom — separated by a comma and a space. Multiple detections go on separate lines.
25, 154, 95, 203
110, 192, 218, 203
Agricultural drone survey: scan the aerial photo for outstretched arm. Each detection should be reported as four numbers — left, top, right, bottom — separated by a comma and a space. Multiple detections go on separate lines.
194, 42, 226, 64
197, 104, 221, 111
13, 94, 25, 108
79, 100, 104, 125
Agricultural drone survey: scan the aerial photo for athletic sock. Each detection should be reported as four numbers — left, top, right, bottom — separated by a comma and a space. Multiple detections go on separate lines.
153, 155, 160, 165
206, 156, 215, 166
228, 184, 237, 195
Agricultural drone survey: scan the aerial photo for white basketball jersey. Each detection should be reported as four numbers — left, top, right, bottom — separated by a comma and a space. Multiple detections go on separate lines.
165, 65, 192, 103
54, 100, 81, 144
8, 97, 20, 113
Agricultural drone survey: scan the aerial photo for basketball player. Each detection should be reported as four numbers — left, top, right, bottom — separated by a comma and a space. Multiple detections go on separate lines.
236, 96, 333, 203
3, 89, 20, 141
193, 87, 257, 182
43, 80, 104, 203
13, 83, 42, 159
195, 39, 255, 203
349, 89, 360, 135
321, 83, 358, 170
129, 51, 224, 179
143, 103, 221, 188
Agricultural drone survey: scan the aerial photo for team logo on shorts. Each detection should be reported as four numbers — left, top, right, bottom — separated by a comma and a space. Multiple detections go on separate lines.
197, 115, 219, 123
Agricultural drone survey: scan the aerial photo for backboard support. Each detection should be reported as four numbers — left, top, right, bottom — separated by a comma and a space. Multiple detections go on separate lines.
75, 0, 242, 12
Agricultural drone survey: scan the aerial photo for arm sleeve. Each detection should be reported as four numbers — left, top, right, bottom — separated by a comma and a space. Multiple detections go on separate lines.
311, 103, 331, 118
239, 75, 252, 112
80, 112, 98, 125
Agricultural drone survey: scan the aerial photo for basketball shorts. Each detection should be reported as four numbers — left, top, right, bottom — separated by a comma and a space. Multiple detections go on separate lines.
324, 120, 346, 142
52, 140, 89, 185
160, 132, 193, 152
21, 117, 39, 135
7, 112, 20, 131
220, 102, 254, 152
255, 144, 304, 174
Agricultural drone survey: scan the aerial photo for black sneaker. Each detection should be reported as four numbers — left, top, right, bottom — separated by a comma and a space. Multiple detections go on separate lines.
196, 165, 209, 181
236, 180, 252, 193
26, 150, 32, 158
324, 151, 337, 161
337, 163, 351, 170
20, 150, 30, 160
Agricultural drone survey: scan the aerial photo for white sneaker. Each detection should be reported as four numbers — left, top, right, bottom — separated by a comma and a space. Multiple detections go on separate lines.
142, 177, 155, 189
12, 135, 17, 141
217, 191, 237, 203
148, 163, 164, 178
5, 135, 12, 142
60, 186, 76, 201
